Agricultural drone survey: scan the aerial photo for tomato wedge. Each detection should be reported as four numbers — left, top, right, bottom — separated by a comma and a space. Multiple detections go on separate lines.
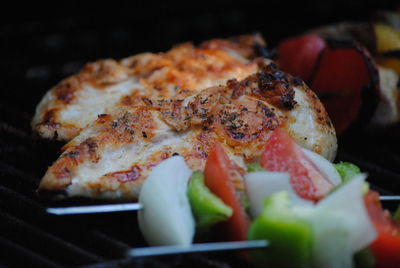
204, 142, 250, 242
261, 128, 334, 201
364, 191, 400, 268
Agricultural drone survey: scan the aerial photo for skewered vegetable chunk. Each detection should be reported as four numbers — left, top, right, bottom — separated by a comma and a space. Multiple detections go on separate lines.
188, 171, 233, 229
138, 156, 195, 246
248, 191, 313, 268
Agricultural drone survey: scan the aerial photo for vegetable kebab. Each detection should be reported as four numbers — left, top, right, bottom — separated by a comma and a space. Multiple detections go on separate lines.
48, 128, 400, 268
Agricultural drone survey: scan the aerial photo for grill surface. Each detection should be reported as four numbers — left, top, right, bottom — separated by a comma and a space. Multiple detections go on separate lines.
1, 2, 400, 267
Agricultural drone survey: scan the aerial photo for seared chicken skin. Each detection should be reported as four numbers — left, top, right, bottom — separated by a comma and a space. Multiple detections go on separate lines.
32, 35, 266, 141
38, 63, 337, 200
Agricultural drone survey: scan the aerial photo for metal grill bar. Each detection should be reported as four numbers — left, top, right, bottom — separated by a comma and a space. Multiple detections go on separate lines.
0, 211, 104, 265
0, 162, 40, 199
2, 4, 400, 267
0, 236, 60, 268
0, 185, 135, 260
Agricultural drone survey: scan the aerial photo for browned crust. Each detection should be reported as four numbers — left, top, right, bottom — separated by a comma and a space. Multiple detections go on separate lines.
38, 62, 336, 199
199, 33, 266, 59
32, 34, 266, 141
39, 107, 156, 190
52, 60, 131, 105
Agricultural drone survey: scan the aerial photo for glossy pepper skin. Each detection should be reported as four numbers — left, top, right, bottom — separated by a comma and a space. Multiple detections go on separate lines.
187, 171, 232, 229
277, 34, 326, 81
276, 34, 380, 135
333, 162, 361, 183
248, 191, 313, 268
375, 23, 400, 76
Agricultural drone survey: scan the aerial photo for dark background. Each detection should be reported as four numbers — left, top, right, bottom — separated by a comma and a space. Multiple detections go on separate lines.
2, 0, 400, 103
1, 1, 400, 267
1, 0, 399, 180
2, 0, 400, 117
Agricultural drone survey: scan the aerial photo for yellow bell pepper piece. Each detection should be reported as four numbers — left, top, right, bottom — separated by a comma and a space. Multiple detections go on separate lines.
377, 58, 400, 75
374, 24, 400, 53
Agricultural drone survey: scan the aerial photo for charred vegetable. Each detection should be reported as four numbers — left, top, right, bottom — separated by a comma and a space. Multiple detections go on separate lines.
310, 40, 380, 134
277, 34, 325, 81
276, 20, 400, 134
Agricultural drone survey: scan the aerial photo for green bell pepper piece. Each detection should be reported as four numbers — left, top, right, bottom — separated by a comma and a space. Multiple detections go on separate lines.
187, 171, 233, 229
332, 162, 369, 195
354, 247, 375, 268
334, 162, 361, 183
247, 162, 266, 172
248, 191, 313, 268
393, 205, 400, 220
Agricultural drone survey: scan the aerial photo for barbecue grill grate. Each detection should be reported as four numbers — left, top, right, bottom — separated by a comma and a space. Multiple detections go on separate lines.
2, 2, 400, 267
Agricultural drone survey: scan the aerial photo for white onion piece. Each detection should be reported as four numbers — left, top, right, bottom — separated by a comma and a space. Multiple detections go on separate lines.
307, 209, 354, 268
301, 148, 341, 186
302, 174, 376, 267
245, 171, 313, 218
138, 156, 195, 246
316, 173, 376, 252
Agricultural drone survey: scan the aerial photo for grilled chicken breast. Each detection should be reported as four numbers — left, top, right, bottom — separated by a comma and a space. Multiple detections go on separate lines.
38, 63, 337, 200
32, 34, 266, 141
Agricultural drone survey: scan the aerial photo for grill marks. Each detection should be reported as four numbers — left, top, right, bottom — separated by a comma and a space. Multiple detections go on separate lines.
38, 63, 337, 199
155, 88, 221, 131
1, 125, 398, 268
155, 64, 294, 146
199, 33, 267, 60
40, 109, 61, 130
82, 59, 130, 88
254, 65, 297, 109
3, 16, 400, 268
214, 99, 280, 145
106, 109, 156, 143
0, 159, 139, 266
106, 166, 142, 183
32, 35, 263, 141
156, 63, 296, 137
54, 59, 130, 103
41, 108, 157, 191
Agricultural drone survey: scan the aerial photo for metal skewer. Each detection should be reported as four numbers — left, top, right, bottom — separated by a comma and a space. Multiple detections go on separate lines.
46, 195, 400, 215
378, 195, 400, 201
47, 204, 269, 258
45, 196, 397, 259
47, 203, 143, 215
127, 240, 268, 258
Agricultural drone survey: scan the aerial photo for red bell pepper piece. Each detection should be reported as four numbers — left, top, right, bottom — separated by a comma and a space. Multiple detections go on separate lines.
277, 34, 326, 82
311, 40, 379, 134
277, 34, 380, 135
